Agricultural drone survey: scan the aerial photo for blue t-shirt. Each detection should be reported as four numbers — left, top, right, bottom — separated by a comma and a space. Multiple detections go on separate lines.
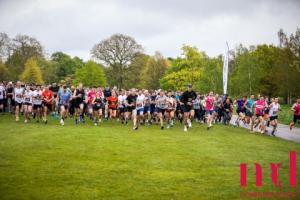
59, 91, 71, 105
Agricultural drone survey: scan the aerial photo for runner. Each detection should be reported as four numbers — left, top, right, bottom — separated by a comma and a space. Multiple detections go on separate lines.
126, 89, 138, 130
204, 91, 215, 130
0, 82, 6, 113
107, 90, 118, 120
58, 85, 71, 126
49, 82, 59, 116
235, 96, 247, 127
143, 90, 151, 125
117, 90, 127, 124
14, 81, 24, 122
42, 85, 54, 124
92, 90, 104, 126
155, 90, 167, 130
23, 85, 33, 123
166, 91, 176, 128
149, 90, 157, 125
244, 95, 255, 131
269, 97, 281, 136
223, 97, 233, 125
193, 95, 202, 123
136, 90, 145, 126
73, 83, 85, 124
6, 82, 14, 113
289, 98, 300, 130
252, 95, 268, 134
32, 85, 43, 122
180, 84, 197, 132
103, 85, 111, 119
87, 87, 96, 120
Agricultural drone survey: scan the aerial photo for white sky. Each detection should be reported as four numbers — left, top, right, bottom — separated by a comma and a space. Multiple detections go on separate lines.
1, 0, 299, 60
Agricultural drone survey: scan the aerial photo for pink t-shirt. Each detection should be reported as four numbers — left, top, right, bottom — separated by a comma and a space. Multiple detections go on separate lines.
294, 103, 300, 116
255, 100, 266, 115
87, 91, 96, 105
205, 96, 214, 111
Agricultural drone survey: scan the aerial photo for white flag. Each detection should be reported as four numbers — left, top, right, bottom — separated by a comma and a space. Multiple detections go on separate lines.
223, 42, 229, 94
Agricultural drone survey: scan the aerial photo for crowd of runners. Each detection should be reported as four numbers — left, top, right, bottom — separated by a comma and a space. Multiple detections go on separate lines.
0, 81, 299, 135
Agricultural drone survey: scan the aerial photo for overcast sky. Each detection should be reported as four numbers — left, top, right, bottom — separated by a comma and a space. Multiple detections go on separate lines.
1, 0, 299, 60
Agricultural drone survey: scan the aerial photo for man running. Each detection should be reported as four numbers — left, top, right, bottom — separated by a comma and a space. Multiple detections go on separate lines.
156, 90, 167, 130
136, 90, 145, 126
58, 85, 71, 125
73, 83, 85, 124
252, 95, 268, 134
14, 81, 24, 121
117, 90, 127, 124
180, 84, 197, 132
269, 97, 281, 136
126, 89, 138, 130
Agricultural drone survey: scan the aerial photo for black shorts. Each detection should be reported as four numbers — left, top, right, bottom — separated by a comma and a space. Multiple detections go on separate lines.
0, 99, 4, 105
93, 105, 102, 111
33, 104, 43, 109
43, 103, 52, 111
75, 102, 84, 109
118, 107, 126, 113
15, 102, 23, 108
294, 115, 300, 123
127, 106, 135, 113
156, 108, 165, 115
245, 110, 253, 117
270, 116, 278, 121
182, 105, 192, 113
23, 102, 32, 106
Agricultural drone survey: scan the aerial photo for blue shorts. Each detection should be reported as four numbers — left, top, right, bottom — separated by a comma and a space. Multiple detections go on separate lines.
150, 104, 156, 114
206, 110, 213, 115
137, 107, 144, 115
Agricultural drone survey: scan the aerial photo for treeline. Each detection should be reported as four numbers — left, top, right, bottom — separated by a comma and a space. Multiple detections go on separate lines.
0, 29, 299, 102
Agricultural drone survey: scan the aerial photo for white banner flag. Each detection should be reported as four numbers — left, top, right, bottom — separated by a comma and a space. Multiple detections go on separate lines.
223, 42, 229, 94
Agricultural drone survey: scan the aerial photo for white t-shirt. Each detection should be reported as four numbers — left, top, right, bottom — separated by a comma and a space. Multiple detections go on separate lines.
23, 90, 33, 104
136, 95, 145, 109
32, 90, 43, 105
0, 86, 5, 99
118, 95, 127, 108
269, 102, 280, 117
14, 87, 24, 103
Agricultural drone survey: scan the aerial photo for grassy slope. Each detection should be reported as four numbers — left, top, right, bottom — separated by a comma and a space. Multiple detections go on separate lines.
0, 114, 299, 200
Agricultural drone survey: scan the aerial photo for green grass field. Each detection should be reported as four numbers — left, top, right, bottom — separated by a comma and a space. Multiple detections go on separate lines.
0, 114, 300, 200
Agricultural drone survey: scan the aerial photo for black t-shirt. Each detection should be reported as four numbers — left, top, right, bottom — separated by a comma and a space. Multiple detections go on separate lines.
75, 89, 85, 103
104, 89, 111, 98
126, 94, 137, 109
180, 90, 197, 105
6, 87, 13, 99
50, 85, 59, 97
150, 95, 157, 105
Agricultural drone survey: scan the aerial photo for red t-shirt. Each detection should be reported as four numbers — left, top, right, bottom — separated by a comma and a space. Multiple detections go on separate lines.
107, 96, 118, 109
42, 90, 53, 104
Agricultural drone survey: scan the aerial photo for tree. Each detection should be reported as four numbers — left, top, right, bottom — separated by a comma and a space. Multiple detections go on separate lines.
91, 34, 143, 88
160, 45, 204, 90
51, 52, 84, 81
20, 57, 44, 84
6, 34, 44, 80
74, 60, 106, 87
0, 32, 10, 62
141, 52, 168, 89
124, 53, 150, 89
0, 63, 9, 81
